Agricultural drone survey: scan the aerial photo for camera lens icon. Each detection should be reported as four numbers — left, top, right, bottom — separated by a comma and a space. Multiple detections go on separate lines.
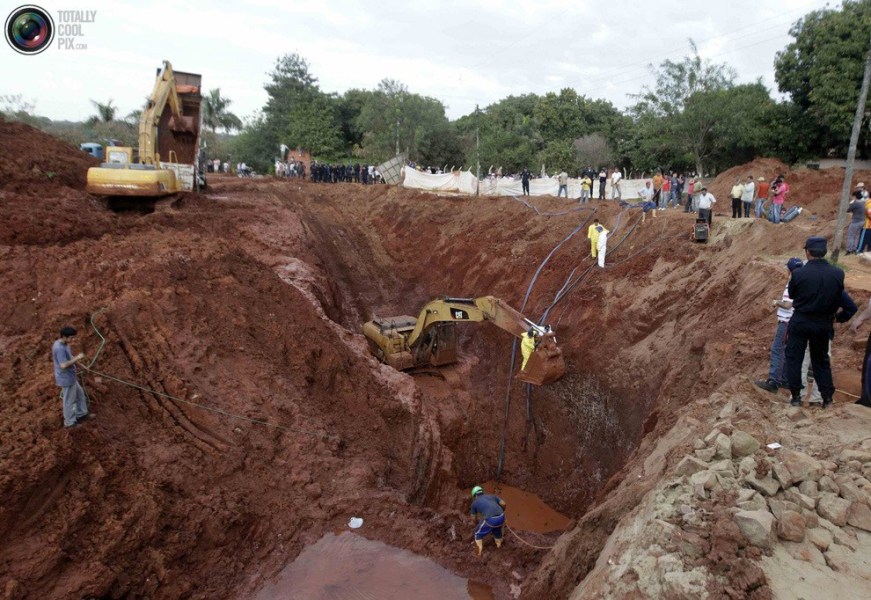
5, 5, 54, 55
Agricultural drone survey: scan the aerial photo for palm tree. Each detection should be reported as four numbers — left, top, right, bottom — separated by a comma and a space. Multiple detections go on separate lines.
202, 88, 242, 134
88, 99, 117, 124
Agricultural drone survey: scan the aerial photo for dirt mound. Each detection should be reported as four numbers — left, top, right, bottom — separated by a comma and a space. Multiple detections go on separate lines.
0, 119, 97, 193
707, 157, 871, 219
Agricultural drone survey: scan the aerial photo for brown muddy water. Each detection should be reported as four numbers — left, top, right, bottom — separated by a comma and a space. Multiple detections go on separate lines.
480, 482, 572, 533
254, 532, 495, 600
254, 484, 569, 598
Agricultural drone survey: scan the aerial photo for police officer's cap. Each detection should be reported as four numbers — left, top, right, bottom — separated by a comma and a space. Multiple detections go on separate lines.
786, 257, 804, 271
804, 236, 827, 252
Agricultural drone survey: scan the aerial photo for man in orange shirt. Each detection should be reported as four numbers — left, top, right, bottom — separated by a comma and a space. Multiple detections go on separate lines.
755, 176, 770, 218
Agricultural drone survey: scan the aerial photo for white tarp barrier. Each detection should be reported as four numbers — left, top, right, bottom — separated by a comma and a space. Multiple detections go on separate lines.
401, 168, 661, 200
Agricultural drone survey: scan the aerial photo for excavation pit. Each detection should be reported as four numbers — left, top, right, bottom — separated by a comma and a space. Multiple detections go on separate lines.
6, 122, 871, 599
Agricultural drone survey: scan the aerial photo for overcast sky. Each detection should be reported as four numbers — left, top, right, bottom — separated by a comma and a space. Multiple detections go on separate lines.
2, 0, 834, 124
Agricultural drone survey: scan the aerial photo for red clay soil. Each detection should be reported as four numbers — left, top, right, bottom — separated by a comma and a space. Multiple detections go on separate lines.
2, 128, 871, 600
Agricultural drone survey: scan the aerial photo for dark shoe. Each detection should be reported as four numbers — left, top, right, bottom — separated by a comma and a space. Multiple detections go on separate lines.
790, 398, 803, 407
755, 379, 779, 393
821, 399, 832, 409
855, 399, 871, 407
75, 413, 95, 424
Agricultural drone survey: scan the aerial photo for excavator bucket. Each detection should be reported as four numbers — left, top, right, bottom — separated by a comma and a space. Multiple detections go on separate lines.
516, 337, 565, 385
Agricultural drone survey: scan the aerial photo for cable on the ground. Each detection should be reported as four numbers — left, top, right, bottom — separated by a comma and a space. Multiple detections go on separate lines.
505, 525, 555, 550
82, 314, 332, 439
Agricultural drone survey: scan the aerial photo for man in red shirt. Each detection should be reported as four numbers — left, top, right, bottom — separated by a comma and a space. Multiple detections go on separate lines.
755, 176, 770, 218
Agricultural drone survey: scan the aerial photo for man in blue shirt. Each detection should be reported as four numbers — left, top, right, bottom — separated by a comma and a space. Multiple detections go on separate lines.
470, 485, 506, 556
52, 326, 91, 427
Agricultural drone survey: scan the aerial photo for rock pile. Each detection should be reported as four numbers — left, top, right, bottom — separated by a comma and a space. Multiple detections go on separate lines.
680, 422, 871, 572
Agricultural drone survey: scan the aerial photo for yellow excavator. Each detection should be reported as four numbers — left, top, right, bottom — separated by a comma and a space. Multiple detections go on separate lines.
362, 296, 565, 385
86, 60, 202, 197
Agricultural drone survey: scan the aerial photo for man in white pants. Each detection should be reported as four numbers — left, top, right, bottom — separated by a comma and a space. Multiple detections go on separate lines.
595, 222, 609, 268
610, 169, 622, 200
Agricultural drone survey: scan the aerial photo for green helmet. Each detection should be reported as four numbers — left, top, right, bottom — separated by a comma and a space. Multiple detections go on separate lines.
471, 485, 484, 497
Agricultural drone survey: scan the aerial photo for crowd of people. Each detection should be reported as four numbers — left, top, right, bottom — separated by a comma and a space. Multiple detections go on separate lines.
309, 161, 383, 184
274, 159, 307, 178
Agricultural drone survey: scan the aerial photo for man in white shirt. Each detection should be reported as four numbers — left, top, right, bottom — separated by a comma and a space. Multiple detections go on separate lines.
741, 175, 756, 218
610, 169, 622, 200
697, 186, 716, 226
557, 171, 569, 198
639, 181, 656, 223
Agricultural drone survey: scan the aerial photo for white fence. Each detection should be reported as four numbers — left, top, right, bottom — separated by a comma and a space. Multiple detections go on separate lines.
402, 167, 661, 200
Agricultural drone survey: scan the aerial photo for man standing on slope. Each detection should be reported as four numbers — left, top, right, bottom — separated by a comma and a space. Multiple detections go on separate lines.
784, 237, 856, 408
557, 170, 569, 198
610, 168, 622, 200
52, 326, 93, 428
470, 485, 506, 556
755, 257, 805, 392
588, 218, 609, 268
697, 187, 716, 226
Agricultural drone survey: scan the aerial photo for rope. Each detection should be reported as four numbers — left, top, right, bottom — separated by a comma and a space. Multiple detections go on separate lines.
505, 525, 555, 550
82, 314, 332, 439
838, 389, 861, 399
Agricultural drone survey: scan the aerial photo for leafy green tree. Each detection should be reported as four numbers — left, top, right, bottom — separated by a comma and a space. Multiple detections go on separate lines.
631, 41, 738, 174
355, 79, 459, 164
203, 88, 242, 134
336, 88, 372, 154
263, 53, 342, 158
88, 99, 117, 124
232, 113, 275, 172
774, 0, 871, 157
538, 140, 577, 174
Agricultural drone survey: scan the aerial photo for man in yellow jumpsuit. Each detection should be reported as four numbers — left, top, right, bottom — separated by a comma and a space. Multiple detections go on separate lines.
588, 218, 604, 258
520, 328, 537, 371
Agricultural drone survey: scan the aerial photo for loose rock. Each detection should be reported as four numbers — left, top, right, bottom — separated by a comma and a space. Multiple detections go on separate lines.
816, 493, 850, 527
735, 510, 775, 548
730, 430, 760, 458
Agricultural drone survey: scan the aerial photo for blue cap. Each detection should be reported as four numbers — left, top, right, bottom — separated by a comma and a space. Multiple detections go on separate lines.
804, 236, 827, 252
787, 257, 804, 271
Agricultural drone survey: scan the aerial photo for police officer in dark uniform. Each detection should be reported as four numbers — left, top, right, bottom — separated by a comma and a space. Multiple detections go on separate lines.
784, 236, 856, 408
520, 167, 531, 196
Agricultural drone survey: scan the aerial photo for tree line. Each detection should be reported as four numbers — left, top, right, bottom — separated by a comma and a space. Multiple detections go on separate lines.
2, 0, 868, 176
233, 1, 870, 175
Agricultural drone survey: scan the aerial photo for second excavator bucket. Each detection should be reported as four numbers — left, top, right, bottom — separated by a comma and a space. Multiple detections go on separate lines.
516, 337, 565, 385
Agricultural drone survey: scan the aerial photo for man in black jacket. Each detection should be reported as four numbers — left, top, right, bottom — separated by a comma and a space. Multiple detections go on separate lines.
784, 237, 857, 408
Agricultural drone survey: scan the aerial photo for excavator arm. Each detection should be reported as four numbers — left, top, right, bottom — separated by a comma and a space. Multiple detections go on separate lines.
407, 296, 537, 347
138, 60, 195, 164
363, 296, 565, 385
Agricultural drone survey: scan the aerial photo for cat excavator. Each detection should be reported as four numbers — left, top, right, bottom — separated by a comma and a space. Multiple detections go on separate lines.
86, 60, 202, 197
362, 296, 565, 385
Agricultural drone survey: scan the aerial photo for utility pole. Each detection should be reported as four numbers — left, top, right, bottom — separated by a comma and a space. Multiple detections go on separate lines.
475, 103, 481, 197
832, 30, 871, 263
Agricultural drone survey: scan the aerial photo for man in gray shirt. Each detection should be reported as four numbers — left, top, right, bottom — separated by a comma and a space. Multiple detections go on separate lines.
846, 187, 867, 254
52, 326, 91, 427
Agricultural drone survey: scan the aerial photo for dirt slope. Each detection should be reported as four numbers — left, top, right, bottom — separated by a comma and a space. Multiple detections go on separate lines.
2, 127, 871, 599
